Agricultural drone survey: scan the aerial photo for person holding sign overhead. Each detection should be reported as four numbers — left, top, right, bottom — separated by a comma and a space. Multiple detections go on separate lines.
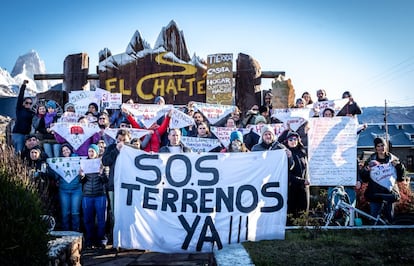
123, 107, 171, 152
337, 91, 362, 117
359, 137, 405, 224
80, 144, 108, 249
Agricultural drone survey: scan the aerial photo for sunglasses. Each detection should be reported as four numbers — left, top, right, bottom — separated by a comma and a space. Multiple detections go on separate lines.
24, 101, 33, 105
288, 137, 298, 141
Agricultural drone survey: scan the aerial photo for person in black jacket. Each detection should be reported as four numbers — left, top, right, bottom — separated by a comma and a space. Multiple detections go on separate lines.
359, 137, 405, 223
159, 128, 192, 153
283, 132, 310, 224
20, 134, 46, 163
80, 144, 108, 249
101, 129, 131, 237
12, 80, 35, 153
337, 91, 363, 117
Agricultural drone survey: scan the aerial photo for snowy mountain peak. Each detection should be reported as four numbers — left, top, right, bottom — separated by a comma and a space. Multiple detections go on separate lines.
154, 20, 191, 62
126, 30, 151, 57
0, 50, 50, 97
11, 50, 48, 93
99, 48, 112, 62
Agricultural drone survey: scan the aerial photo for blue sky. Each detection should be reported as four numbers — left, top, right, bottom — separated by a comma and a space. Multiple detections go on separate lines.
1, 0, 413, 107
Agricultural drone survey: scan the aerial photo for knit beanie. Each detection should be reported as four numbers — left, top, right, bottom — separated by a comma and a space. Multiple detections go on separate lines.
260, 125, 276, 139
46, 100, 57, 109
230, 130, 243, 143
154, 96, 165, 104
64, 102, 75, 112
88, 144, 99, 155
255, 115, 267, 125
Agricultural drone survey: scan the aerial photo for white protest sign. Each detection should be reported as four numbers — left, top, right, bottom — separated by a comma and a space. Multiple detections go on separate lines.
192, 102, 235, 125
169, 108, 195, 129
104, 128, 150, 141
102, 92, 122, 109
181, 136, 222, 152
307, 116, 358, 186
69, 91, 99, 115
245, 123, 286, 138
370, 162, 397, 191
312, 98, 348, 117
122, 103, 172, 129
94, 87, 110, 100
47, 157, 84, 183
80, 158, 101, 174
51, 122, 100, 150
113, 146, 288, 253
58, 112, 82, 123
271, 108, 311, 131
210, 126, 237, 148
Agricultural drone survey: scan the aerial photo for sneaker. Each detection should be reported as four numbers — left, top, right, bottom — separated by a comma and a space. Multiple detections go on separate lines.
96, 243, 106, 250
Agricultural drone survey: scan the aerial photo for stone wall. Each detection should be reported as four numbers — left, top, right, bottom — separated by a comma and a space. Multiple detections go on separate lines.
48, 231, 82, 266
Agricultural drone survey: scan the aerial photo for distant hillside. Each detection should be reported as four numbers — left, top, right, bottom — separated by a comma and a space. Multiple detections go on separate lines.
358, 106, 414, 124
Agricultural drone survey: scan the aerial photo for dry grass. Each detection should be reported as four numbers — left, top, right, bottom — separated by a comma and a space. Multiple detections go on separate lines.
243, 228, 414, 266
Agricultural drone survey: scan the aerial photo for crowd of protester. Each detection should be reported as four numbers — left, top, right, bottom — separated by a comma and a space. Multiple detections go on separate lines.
10, 80, 405, 249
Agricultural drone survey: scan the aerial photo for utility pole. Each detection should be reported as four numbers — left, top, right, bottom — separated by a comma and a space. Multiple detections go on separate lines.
384, 99, 389, 146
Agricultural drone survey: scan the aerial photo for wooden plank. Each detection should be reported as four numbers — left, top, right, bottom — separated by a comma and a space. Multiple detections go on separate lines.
34, 71, 284, 81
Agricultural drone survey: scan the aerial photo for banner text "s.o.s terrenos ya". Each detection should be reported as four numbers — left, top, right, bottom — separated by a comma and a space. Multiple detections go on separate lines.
113, 147, 288, 253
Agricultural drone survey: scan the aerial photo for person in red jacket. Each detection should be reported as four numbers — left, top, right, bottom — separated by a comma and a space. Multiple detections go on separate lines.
123, 108, 172, 152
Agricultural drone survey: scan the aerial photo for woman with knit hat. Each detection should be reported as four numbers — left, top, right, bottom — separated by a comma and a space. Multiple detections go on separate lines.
43, 100, 61, 158
80, 144, 108, 249
222, 130, 249, 153
359, 137, 405, 223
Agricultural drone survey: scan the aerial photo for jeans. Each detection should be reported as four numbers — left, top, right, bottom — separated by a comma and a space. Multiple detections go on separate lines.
43, 143, 61, 158
370, 201, 394, 223
82, 195, 107, 246
12, 133, 26, 154
59, 187, 82, 231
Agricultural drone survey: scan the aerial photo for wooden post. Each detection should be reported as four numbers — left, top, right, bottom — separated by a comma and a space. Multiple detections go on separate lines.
63, 53, 90, 92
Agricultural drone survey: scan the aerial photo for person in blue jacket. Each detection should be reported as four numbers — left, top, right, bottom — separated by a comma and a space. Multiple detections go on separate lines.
51, 143, 82, 231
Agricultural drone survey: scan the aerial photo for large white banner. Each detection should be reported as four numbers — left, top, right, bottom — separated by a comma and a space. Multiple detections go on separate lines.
113, 146, 288, 253
308, 116, 358, 186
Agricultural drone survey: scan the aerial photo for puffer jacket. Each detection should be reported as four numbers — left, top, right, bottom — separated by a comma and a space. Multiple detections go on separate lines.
80, 172, 107, 197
